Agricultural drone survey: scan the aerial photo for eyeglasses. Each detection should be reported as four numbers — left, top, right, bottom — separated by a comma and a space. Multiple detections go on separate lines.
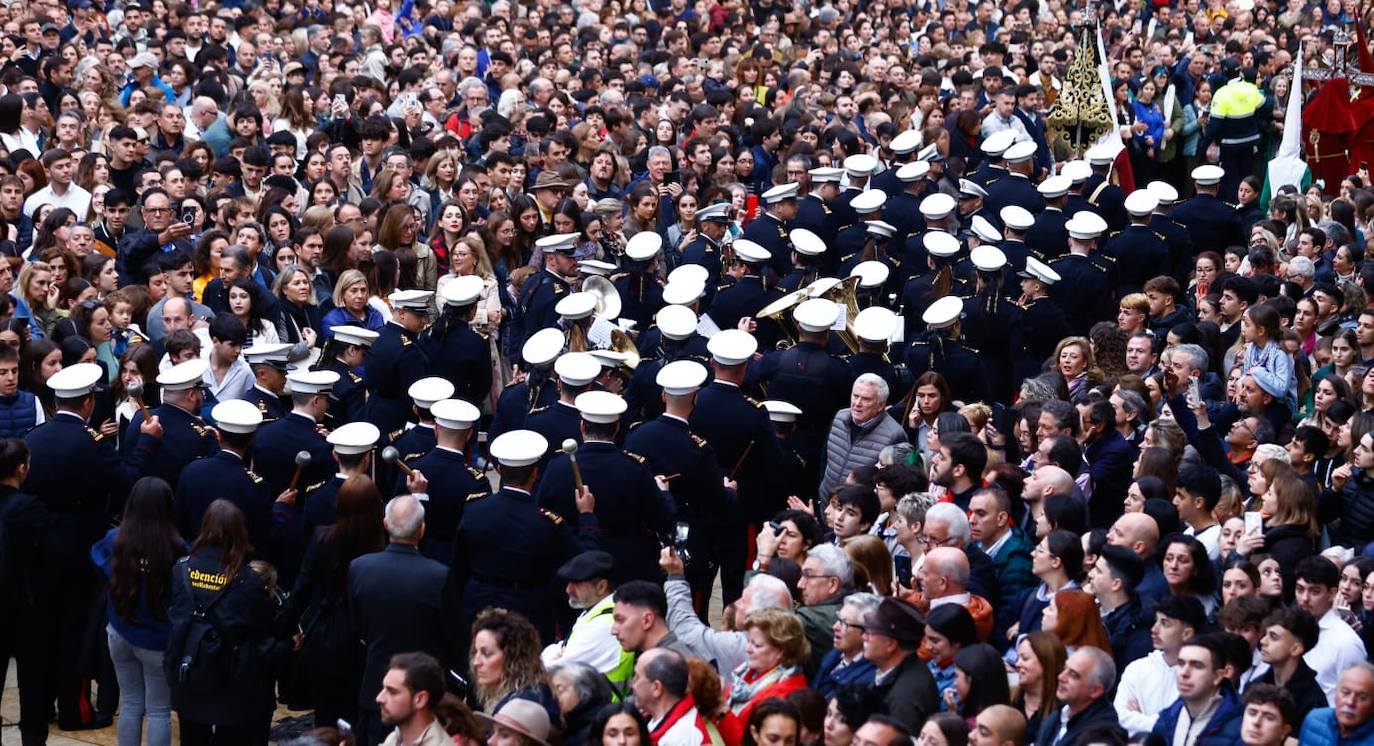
144, 207, 172, 214
801, 571, 835, 581
920, 534, 958, 547
836, 619, 865, 633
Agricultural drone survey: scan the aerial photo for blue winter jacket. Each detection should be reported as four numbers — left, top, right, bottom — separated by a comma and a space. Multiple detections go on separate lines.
1301, 708, 1374, 746
1149, 683, 1243, 746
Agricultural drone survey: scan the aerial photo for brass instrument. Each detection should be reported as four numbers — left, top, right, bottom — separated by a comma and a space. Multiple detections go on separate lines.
609, 328, 641, 371
583, 275, 622, 321
810, 275, 863, 352
756, 288, 811, 350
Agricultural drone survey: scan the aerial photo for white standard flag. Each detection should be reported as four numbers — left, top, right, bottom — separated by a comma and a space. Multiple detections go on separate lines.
1267, 45, 1308, 194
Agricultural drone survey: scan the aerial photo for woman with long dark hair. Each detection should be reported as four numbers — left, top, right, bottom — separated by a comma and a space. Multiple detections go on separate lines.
288, 475, 385, 728
92, 477, 186, 746
226, 278, 280, 346
0, 439, 55, 746
167, 500, 283, 744
22, 338, 61, 416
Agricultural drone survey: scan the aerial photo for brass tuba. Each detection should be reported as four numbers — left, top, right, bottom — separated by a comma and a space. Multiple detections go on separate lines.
583, 275, 622, 322
756, 288, 811, 350
808, 276, 863, 352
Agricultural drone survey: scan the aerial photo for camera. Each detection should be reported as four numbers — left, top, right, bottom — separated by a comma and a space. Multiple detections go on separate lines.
768, 520, 784, 536
182, 207, 197, 226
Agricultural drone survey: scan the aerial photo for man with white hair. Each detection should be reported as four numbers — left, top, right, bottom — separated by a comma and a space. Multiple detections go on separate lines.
923, 502, 1000, 609
797, 544, 855, 668
819, 373, 906, 498
661, 548, 790, 674
349, 493, 460, 744
815, 593, 881, 696
1034, 647, 1120, 744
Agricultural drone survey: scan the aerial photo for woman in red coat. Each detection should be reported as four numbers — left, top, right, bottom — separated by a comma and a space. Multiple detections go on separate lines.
717, 608, 811, 746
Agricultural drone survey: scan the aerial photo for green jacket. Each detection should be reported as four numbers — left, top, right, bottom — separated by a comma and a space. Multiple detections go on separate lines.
797, 593, 845, 672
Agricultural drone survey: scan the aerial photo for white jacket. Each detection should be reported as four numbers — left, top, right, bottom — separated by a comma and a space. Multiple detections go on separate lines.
1114, 650, 1179, 735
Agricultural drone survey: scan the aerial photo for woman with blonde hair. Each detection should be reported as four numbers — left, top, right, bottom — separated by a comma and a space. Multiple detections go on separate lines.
438, 234, 507, 408
17, 261, 59, 339
423, 150, 460, 209
247, 79, 282, 122
719, 609, 810, 746
1052, 336, 1100, 399
321, 269, 384, 338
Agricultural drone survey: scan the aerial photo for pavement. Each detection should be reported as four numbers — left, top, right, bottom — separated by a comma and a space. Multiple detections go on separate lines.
2, 580, 727, 745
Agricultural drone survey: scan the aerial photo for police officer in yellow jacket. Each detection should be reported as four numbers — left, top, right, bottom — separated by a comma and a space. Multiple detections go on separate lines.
1205, 64, 1266, 201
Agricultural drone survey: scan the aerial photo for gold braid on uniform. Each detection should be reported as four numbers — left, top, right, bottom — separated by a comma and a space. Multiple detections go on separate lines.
1047, 25, 1114, 154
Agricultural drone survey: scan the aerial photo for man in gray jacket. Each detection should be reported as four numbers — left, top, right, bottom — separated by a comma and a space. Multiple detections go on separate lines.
659, 548, 792, 674
819, 373, 908, 499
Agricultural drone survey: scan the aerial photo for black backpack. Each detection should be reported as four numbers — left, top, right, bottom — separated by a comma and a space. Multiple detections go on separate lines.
164, 560, 238, 695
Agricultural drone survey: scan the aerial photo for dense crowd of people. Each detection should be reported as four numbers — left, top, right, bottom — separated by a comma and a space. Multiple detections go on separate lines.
3, 0, 1374, 745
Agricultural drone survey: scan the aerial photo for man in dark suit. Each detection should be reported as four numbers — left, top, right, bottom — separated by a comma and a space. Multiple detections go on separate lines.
1169, 165, 1244, 254
1081, 399, 1138, 529
349, 491, 461, 746
861, 598, 939, 734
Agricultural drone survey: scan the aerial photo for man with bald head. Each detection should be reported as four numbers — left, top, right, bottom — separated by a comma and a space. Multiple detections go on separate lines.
970, 705, 1027, 746
919, 546, 993, 642
1109, 512, 1166, 607
1020, 464, 1075, 536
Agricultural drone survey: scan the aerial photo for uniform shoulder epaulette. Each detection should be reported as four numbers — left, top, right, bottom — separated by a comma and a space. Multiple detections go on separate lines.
1225, 202, 1239, 209
628, 420, 645, 431
1099, 254, 1117, 264
690, 433, 708, 448
389, 427, 405, 441
477, 329, 491, 342
190, 423, 209, 437
404, 452, 425, 462
1152, 230, 1165, 240
625, 450, 647, 464
400, 335, 413, 346
609, 272, 628, 281
744, 395, 763, 408
552, 283, 566, 294
86, 427, 104, 442
304, 478, 328, 492
539, 507, 565, 525
467, 465, 485, 480
348, 371, 363, 383
529, 405, 549, 415
255, 400, 269, 414
654, 277, 667, 287
1108, 230, 1122, 238
246, 469, 264, 484
964, 344, 981, 354
717, 283, 732, 291
466, 492, 489, 502
503, 379, 523, 390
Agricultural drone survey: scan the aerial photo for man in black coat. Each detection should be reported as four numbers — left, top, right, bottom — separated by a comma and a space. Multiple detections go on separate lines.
1035, 648, 1122, 746
393, 399, 491, 565
534, 391, 675, 585
115, 186, 192, 286
1249, 606, 1329, 716
861, 597, 939, 735
349, 492, 461, 746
